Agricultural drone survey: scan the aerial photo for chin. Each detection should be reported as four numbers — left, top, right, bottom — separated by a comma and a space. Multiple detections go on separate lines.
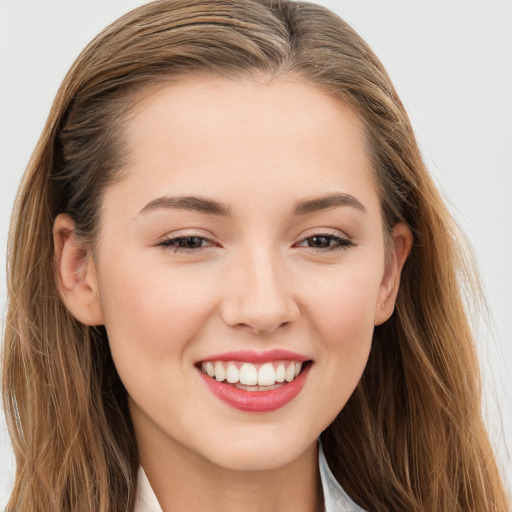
195, 426, 317, 472
206, 448, 302, 472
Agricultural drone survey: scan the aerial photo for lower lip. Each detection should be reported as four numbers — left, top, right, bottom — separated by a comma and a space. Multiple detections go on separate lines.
198, 364, 311, 413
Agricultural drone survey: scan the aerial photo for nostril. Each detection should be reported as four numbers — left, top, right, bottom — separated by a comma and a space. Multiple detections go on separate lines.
220, 286, 300, 334
245, 320, 293, 336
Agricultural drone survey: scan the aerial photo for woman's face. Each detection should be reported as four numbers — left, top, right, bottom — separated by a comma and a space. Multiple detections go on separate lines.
61, 76, 409, 471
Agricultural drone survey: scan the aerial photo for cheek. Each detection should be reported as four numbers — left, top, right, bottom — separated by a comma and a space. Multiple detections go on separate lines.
319, 284, 376, 377
96, 253, 217, 364
304, 260, 382, 347
300, 261, 382, 417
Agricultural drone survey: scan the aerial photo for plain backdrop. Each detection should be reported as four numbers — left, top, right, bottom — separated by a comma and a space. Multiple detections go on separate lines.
0, 0, 511, 504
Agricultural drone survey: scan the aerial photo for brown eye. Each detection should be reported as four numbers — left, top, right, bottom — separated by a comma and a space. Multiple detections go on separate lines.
297, 233, 353, 252
307, 236, 331, 248
158, 235, 213, 252
178, 236, 206, 249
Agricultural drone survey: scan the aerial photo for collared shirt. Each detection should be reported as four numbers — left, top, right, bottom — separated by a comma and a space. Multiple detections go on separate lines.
134, 442, 366, 512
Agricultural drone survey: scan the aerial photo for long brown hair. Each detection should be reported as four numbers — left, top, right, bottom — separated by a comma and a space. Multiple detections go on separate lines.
3, 1, 509, 510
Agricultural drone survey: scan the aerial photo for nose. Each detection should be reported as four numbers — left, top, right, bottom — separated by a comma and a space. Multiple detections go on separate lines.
220, 248, 299, 335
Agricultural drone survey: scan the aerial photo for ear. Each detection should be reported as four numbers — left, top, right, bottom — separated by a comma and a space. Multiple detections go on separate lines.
374, 222, 413, 326
53, 214, 104, 326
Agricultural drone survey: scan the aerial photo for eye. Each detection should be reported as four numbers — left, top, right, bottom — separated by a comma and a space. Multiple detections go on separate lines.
157, 235, 214, 253
297, 233, 353, 252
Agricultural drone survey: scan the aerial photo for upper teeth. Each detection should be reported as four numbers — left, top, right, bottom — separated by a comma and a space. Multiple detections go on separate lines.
201, 361, 303, 386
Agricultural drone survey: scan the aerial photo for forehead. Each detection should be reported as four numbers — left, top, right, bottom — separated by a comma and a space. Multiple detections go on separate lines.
112, 75, 380, 220
127, 74, 367, 159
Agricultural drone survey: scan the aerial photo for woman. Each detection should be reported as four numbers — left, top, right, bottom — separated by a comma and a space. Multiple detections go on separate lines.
2, 1, 509, 511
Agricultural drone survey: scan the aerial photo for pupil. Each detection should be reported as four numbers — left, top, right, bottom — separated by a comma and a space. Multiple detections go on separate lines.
180, 236, 202, 248
309, 236, 330, 248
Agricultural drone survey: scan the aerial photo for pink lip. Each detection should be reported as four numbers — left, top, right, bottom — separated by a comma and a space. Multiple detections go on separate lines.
197, 363, 311, 413
198, 349, 310, 364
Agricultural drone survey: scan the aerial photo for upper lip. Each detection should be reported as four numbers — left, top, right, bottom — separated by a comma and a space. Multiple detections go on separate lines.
197, 349, 311, 364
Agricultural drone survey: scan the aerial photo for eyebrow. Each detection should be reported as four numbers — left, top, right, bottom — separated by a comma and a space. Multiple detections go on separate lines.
293, 193, 366, 215
139, 195, 233, 216
139, 192, 366, 217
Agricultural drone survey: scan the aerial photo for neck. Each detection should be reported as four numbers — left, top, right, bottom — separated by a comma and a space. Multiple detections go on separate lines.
136, 427, 322, 512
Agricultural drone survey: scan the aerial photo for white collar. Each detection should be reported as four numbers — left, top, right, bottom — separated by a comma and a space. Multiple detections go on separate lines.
134, 464, 165, 512
134, 442, 366, 512
317, 440, 366, 511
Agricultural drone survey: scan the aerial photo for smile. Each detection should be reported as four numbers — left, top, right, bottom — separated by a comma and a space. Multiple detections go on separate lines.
196, 350, 312, 412
200, 360, 303, 389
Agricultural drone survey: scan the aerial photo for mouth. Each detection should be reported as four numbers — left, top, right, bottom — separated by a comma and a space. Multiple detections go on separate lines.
195, 352, 313, 412
198, 360, 307, 390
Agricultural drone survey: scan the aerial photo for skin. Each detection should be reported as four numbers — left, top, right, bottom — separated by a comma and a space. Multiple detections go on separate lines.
55, 76, 412, 512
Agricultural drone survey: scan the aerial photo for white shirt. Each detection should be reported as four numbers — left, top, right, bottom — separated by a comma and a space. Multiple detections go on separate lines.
134, 442, 366, 512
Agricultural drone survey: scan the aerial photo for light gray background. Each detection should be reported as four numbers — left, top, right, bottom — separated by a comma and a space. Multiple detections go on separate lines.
1, 0, 511, 503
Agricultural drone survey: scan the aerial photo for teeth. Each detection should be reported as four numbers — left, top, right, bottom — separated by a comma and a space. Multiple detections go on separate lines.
214, 362, 226, 382
239, 363, 258, 385
200, 359, 306, 387
275, 364, 285, 382
257, 363, 276, 386
285, 362, 295, 382
226, 363, 239, 384
235, 382, 282, 392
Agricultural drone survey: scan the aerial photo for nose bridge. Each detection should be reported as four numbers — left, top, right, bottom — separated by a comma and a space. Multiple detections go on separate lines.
221, 241, 298, 334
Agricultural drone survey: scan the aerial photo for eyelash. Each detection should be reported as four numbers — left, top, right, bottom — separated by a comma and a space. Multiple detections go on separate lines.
157, 233, 353, 254
297, 233, 354, 252
158, 235, 215, 253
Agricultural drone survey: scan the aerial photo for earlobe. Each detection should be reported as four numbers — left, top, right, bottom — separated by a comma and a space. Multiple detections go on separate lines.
374, 222, 413, 326
53, 214, 104, 326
